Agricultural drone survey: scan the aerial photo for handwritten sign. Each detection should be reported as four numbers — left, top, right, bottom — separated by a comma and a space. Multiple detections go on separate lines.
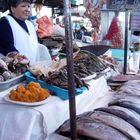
130, 12, 140, 31
107, 0, 139, 10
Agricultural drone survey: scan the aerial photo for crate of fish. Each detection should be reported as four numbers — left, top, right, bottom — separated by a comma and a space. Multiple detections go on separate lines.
25, 72, 88, 100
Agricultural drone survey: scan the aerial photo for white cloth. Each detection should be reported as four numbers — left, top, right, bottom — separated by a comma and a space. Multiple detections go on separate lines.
0, 76, 109, 140
6, 15, 38, 62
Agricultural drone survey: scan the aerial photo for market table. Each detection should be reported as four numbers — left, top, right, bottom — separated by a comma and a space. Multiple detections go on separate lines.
0, 76, 110, 140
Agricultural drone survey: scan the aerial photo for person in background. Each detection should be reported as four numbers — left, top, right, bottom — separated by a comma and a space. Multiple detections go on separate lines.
0, 0, 38, 62
131, 31, 140, 47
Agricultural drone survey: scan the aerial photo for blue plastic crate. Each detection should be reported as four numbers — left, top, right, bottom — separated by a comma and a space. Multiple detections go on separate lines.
25, 72, 87, 100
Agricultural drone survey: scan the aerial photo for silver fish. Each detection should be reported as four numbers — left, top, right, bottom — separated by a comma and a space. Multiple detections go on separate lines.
95, 106, 140, 131
59, 117, 129, 140
109, 99, 140, 114
89, 110, 140, 140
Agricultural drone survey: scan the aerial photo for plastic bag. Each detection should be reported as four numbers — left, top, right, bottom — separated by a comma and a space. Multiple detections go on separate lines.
53, 24, 65, 37
35, 43, 52, 66
37, 16, 54, 39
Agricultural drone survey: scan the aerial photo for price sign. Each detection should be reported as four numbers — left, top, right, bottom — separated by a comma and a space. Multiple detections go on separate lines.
107, 0, 138, 10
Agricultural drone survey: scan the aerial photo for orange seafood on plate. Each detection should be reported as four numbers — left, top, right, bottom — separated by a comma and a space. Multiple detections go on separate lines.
9, 82, 51, 103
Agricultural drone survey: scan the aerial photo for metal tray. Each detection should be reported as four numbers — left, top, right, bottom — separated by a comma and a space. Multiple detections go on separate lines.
0, 74, 25, 92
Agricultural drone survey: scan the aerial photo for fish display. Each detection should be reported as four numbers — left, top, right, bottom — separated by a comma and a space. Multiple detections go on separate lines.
59, 117, 129, 140
118, 80, 140, 96
30, 50, 109, 89
95, 106, 140, 131
58, 79, 140, 139
88, 110, 140, 140
109, 99, 140, 114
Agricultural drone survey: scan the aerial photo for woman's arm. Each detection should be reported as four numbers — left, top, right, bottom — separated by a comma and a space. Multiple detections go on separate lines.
0, 17, 18, 56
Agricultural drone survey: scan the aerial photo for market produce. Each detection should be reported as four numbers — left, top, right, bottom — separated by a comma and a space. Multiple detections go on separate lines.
9, 82, 50, 102
59, 116, 129, 140
86, 110, 140, 140
95, 106, 140, 131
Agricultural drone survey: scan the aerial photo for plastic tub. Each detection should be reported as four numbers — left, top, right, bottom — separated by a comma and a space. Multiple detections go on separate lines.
0, 74, 25, 92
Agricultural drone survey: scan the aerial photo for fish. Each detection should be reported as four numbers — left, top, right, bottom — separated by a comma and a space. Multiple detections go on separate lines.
59, 117, 129, 140
109, 99, 140, 114
95, 106, 140, 131
88, 110, 140, 140
113, 92, 140, 100
111, 94, 140, 103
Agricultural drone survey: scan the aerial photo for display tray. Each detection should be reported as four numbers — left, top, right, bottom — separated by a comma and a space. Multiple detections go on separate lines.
4, 94, 50, 106
25, 72, 87, 100
0, 74, 25, 92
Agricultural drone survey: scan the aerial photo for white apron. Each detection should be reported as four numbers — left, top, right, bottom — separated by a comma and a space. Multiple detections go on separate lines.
5, 15, 38, 62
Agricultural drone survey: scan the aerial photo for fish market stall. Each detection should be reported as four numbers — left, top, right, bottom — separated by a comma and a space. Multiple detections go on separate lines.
58, 79, 140, 140
0, 75, 109, 140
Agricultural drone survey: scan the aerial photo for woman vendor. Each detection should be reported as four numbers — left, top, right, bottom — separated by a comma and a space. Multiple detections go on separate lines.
0, 0, 39, 62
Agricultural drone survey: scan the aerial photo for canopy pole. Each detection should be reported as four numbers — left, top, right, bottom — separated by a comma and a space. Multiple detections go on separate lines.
63, 0, 77, 140
123, 10, 128, 74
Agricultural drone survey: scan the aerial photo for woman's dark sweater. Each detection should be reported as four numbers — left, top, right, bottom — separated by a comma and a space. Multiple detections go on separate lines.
0, 15, 29, 55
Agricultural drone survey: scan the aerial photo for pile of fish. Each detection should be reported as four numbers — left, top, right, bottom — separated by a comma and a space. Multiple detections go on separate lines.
33, 51, 107, 89
0, 52, 29, 81
74, 51, 107, 74
58, 80, 140, 140
44, 70, 89, 89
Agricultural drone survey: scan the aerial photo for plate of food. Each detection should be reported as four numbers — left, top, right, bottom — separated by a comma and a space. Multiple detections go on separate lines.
4, 94, 50, 106
4, 82, 51, 106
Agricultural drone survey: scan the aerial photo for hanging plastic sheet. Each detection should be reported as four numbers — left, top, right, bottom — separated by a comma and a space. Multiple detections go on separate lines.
37, 15, 54, 39
103, 16, 124, 49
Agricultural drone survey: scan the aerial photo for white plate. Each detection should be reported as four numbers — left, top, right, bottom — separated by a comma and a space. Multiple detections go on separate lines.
81, 73, 97, 81
4, 94, 50, 106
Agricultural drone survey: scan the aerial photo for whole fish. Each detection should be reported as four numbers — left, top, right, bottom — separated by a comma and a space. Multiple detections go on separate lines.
110, 94, 140, 104
119, 88, 140, 96
109, 99, 140, 114
113, 92, 140, 100
59, 117, 129, 140
95, 106, 140, 131
88, 110, 140, 140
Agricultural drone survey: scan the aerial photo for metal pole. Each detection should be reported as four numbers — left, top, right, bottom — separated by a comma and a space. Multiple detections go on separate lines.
123, 10, 128, 74
63, 0, 77, 140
